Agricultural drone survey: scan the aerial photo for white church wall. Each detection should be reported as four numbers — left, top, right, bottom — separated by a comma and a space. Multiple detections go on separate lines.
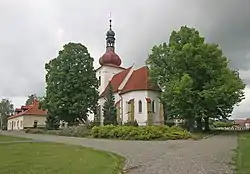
147, 90, 161, 125
96, 90, 161, 126
121, 90, 148, 125
96, 66, 124, 93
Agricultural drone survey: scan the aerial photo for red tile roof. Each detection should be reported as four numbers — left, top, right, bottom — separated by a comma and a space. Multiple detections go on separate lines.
100, 66, 132, 97
120, 66, 161, 94
246, 118, 250, 123
8, 99, 47, 119
100, 66, 161, 97
15, 108, 22, 112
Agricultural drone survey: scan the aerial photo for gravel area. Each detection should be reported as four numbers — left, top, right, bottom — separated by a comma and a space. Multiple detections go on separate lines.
0, 131, 237, 174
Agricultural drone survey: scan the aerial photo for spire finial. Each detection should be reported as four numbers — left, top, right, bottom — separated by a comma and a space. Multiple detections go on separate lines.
109, 12, 112, 29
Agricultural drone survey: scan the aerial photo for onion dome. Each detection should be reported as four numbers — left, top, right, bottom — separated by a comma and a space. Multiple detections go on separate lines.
99, 19, 122, 66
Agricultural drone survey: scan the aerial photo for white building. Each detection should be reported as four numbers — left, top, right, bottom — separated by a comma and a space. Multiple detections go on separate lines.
7, 99, 47, 130
96, 20, 164, 126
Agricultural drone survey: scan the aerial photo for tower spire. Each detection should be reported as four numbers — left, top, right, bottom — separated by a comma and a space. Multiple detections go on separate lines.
99, 16, 122, 67
109, 19, 112, 29
109, 12, 112, 29
106, 17, 115, 51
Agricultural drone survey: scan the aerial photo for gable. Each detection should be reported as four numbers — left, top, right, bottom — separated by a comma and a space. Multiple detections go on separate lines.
100, 66, 132, 97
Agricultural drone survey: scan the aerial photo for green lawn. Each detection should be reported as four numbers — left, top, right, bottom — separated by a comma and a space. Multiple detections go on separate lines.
0, 136, 124, 174
235, 132, 250, 174
0, 135, 28, 142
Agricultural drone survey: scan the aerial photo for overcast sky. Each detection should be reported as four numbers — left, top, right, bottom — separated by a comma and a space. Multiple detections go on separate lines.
0, 0, 250, 118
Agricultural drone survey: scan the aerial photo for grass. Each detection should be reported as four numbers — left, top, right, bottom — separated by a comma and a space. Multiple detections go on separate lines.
235, 132, 250, 174
190, 130, 220, 140
0, 136, 124, 174
0, 135, 28, 142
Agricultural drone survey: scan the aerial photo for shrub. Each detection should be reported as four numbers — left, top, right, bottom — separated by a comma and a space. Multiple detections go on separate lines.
58, 126, 90, 137
25, 126, 90, 137
123, 120, 139, 127
90, 125, 191, 140
86, 121, 100, 129
25, 128, 46, 134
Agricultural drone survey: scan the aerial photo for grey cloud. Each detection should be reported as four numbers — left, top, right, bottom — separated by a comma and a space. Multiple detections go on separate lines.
0, 0, 61, 97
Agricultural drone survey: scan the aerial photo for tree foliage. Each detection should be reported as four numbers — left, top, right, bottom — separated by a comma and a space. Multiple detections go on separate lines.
43, 42, 99, 125
102, 83, 117, 125
45, 112, 60, 130
0, 99, 14, 130
25, 94, 36, 106
147, 26, 245, 131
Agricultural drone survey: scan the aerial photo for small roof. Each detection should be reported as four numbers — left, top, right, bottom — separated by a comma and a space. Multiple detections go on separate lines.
8, 99, 47, 119
245, 118, 250, 123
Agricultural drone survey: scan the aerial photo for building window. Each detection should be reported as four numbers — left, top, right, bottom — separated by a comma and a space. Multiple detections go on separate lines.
17, 121, 19, 127
138, 100, 142, 113
98, 76, 101, 86
152, 100, 155, 113
33, 120, 38, 128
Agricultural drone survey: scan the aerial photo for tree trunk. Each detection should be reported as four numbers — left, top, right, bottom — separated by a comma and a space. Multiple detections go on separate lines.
204, 117, 210, 132
196, 117, 202, 131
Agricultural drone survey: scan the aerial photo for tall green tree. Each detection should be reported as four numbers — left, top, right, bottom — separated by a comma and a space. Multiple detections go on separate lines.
25, 94, 36, 106
0, 99, 14, 130
43, 42, 99, 126
103, 83, 117, 125
147, 26, 245, 131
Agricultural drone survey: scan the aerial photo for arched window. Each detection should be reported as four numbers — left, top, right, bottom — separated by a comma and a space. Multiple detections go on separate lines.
138, 100, 142, 113
152, 100, 155, 113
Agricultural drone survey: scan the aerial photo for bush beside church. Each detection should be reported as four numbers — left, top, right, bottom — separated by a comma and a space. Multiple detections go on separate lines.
25, 124, 191, 141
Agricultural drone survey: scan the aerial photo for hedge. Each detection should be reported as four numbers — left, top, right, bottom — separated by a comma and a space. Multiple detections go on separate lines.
25, 126, 90, 137
90, 125, 191, 140
26, 125, 192, 140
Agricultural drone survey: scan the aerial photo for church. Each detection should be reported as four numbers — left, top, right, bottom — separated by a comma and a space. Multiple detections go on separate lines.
96, 20, 164, 126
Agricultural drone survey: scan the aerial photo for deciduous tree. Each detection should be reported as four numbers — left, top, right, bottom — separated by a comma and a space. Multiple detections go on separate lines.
43, 42, 99, 126
0, 99, 14, 130
25, 94, 36, 106
147, 26, 245, 131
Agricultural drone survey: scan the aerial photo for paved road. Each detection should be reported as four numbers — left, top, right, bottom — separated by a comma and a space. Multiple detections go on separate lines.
0, 131, 237, 174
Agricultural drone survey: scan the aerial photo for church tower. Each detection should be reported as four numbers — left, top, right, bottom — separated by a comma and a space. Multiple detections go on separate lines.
97, 19, 125, 94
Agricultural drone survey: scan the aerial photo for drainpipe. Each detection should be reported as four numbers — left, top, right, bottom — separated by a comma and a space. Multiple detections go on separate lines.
118, 92, 123, 125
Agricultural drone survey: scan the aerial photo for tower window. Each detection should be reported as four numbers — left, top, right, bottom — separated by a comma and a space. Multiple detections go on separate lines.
138, 100, 142, 113
98, 76, 101, 86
